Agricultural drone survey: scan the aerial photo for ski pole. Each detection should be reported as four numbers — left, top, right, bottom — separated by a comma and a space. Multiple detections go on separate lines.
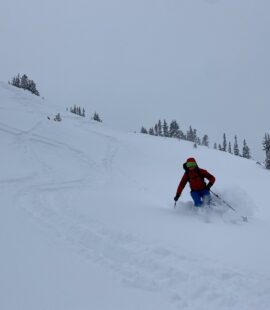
210, 190, 236, 211
210, 190, 248, 222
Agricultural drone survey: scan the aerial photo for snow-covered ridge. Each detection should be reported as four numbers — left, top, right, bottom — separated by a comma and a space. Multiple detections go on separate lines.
1, 82, 270, 310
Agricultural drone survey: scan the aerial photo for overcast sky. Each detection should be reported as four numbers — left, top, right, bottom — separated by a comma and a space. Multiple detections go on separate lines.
1, 0, 270, 160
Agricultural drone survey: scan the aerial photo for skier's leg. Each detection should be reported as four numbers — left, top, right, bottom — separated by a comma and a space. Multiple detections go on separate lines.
191, 191, 203, 207
202, 189, 212, 206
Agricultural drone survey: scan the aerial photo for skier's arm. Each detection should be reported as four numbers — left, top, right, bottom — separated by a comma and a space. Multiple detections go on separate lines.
176, 173, 189, 196
201, 169, 215, 189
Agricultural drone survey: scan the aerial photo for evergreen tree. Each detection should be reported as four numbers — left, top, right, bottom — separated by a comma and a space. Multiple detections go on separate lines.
11, 74, 21, 87
187, 126, 196, 142
202, 135, 209, 147
242, 139, 251, 159
149, 128, 154, 135
157, 120, 163, 136
175, 129, 184, 140
54, 113, 62, 122
222, 133, 227, 152
28, 79, 40, 96
214, 143, 217, 150
10, 73, 40, 96
169, 120, 179, 138
262, 133, 270, 154
234, 135, 239, 156
186, 126, 192, 141
20, 74, 29, 91
163, 120, 169, 137
193, 128, 197, 143
266, 151, 270, 169
154, 124, 158, 136
70, 105, 86, 117
195, 137, 201, 146
140, 127, 148, 134
178, 130, 186, 140
228, 142, 232, 154
262, 133, 270, 169
71, 105, 76, 114
218, 144, 222, 151
93, 112, 102, 122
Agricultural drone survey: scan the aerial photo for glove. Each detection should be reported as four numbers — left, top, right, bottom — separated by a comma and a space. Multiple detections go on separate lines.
205, 183, 213, 191
174, 194, 180, 202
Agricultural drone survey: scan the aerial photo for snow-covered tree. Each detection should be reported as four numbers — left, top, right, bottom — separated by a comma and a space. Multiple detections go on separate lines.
266, 151, 270, 169
154, 124, 158, 136
169, 120, 179, 138
149, 127, 154, 135
242, 139, 251, 159
93, 112, 102, 122
228, 142, 232, 154
71, 105, 80, 115
157, 120, 163, 136
10, 74, 21, 88
262, 133, 270, 169
262, 133, 270, 154
193, 129, 197, 143
140, 127, 148, 134
20, 74, 29, 90
186, 126, 196, 142
214, 143, 217, 149
234, 135, 239, 156
54, 113, 62, 122
27, 79, 40, 96
202, 134, 209, 147
163, 120, 169, 137
177, 130, 186, 140
222, 133, 227, 152
10, 73, 40, 96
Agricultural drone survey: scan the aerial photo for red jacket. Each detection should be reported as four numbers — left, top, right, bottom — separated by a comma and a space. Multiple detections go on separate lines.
176, 168, 215, 196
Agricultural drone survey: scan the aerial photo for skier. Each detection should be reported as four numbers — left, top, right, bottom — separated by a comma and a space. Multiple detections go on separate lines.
174, 157, 216, 207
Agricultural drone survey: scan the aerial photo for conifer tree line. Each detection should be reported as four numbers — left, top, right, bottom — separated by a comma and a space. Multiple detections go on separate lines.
214, 133, 251, 159
70, 105, 86, 117
9, 74, 40, 96
141, 121, 254, 161
140, 120, 209, 147
69, 106, 102, 123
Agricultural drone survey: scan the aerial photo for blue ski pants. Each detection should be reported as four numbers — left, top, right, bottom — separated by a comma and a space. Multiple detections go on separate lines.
190, 189, 211, 207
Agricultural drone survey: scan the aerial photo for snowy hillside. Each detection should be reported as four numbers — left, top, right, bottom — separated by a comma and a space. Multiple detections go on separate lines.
1, 82, 270, 310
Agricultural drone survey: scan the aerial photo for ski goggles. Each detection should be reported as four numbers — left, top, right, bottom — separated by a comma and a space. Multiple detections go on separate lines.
186, 162, 197, 168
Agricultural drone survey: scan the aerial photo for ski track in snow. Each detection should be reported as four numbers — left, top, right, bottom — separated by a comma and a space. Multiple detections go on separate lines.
11, 126, 270, 310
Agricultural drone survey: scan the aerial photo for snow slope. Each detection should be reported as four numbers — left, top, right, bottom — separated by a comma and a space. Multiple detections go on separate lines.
1, 82, 270, 310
